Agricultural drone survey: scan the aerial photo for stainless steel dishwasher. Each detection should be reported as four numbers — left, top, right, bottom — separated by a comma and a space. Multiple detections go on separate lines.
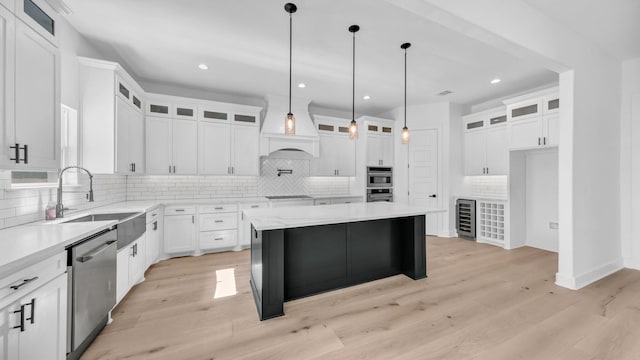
66, 228, 117, 360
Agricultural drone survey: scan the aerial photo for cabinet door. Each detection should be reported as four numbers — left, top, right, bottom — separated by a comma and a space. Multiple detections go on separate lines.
543, 114, 559, 147
311, 134, 337, 176
115, 97, 131, 174
172, 119, 198, 174
129, 109, 145, 174
14, 20, 60, 169
508, 117, 541, 150
18, 273, 67, 360
336, 136, 356, 176
164, 214, 196, 254
231, 125, 259, 175
0, 300, 20, 360
145, 116, 172, 174
199, 122, 230, 175
464, 130, 486, 175
380, 134, 394, 166
485, 126, 508, 175
129, 236, 146, 285
366, 135, 381, 167
116, 247, 130, 303
0, 7, 15, 168
145, 222, 158, 268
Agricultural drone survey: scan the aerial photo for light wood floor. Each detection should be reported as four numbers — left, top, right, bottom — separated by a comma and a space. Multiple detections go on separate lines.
81, 237, 640, 360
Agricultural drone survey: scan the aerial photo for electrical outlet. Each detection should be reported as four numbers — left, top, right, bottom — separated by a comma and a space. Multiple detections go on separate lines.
549, 221, 559, 230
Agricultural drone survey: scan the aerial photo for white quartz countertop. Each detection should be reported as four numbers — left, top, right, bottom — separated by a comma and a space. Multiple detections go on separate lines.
244, 202, 444, 231
0, 221, 116, 279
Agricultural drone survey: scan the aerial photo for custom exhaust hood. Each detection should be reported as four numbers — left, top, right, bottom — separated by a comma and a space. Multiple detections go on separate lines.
260, 94, 319, 157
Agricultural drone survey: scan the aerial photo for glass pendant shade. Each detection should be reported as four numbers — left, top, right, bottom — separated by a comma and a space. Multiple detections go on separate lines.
401, 126, 410, 144
285, 113, 295, 135
349, 120, 358, 140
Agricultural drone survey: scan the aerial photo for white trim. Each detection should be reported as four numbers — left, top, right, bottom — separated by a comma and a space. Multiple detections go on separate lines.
555, 258, 624, 290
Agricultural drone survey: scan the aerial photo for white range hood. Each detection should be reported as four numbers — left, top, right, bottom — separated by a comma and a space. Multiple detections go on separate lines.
260, 94, 319, 157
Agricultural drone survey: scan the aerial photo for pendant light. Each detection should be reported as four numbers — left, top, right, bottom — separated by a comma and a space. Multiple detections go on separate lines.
401, 42, 411, 144
284, 3, 297, 135
348, 25, 360, 140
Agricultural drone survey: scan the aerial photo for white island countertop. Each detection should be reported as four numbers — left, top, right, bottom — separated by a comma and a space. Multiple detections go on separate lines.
244, 202, 444, 231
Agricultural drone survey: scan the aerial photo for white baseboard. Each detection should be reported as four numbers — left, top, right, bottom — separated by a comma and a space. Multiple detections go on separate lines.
555, 258, 624, 290
435, 230, 458, 238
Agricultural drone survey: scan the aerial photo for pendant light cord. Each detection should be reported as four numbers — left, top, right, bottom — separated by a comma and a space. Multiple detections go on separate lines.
288, 12, 293, 114
404, 47, 407, 128
352, 31, 355, 122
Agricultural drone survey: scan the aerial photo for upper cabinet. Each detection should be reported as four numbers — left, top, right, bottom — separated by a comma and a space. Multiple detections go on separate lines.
364, 118, 394, 167
79, 58, 145, 174
0, 1, 60, 170
144, 94, 261, 176
310, 116, 356, 177
463, 108, 508, 176
505, 87, 559, 151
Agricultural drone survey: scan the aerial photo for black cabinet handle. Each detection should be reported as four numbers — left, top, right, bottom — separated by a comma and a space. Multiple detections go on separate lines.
538, 137, 541, 146
22, 144, 28, 164
153, 221, 157, 231
9, 143, 20, 163
13, 305, 25, 332
26, 298, 35, 324
173, 165, 176, 173
169, 165, 172, 173
544, 137, 547, 145
10, 277, 38, 290
429, 194, 437, 198
133, 163, 136, 172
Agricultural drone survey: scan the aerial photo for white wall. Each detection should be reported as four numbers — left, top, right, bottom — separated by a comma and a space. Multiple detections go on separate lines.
620, 58, 640, 268
525, 149, 559, 252
387, 0, 623, 290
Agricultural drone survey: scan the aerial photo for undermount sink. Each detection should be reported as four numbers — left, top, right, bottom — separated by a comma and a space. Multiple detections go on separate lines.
62, 212, 141, 223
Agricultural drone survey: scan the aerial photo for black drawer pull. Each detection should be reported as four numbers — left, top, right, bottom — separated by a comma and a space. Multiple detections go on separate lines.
10, 277, 38, 290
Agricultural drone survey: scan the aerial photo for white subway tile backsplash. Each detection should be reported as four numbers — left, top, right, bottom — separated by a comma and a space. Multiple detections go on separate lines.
466, 176, 508, 198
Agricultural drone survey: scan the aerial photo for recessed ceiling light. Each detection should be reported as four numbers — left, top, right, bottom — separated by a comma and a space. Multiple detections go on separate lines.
298, 83, 306, 88
198, 64, 209, 70
491, 78, 501, 84
363, 95, 371, 100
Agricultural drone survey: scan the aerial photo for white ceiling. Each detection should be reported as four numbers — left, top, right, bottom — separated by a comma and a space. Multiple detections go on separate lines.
65, 0, 559, 115
523, 0, 640, 61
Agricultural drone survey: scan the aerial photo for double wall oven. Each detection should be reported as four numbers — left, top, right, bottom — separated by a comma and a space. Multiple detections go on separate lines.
366, 167, 393, 202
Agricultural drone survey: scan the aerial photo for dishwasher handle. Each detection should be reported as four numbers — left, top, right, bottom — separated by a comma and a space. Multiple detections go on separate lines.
78, 241, 117, 263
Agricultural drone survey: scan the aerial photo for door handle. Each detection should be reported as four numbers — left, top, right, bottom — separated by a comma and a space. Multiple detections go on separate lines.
10, 277, 39, 290
25, 298, 35, 324
22, 144, 28, 164
173, 165, 176, 173
9, 143, 20, 163
169, 165, 172, 173
538, 137, 541, 146
78, 241, 117, 263
13, 305, 25, 332
429, 194, 437, 198
544, 137, 547, 145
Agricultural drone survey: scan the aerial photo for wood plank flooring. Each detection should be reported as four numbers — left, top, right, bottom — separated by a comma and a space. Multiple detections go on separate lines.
81, 237, 640, 360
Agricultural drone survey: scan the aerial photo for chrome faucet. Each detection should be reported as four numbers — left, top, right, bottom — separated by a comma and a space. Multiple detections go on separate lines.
57, 166, 94, 218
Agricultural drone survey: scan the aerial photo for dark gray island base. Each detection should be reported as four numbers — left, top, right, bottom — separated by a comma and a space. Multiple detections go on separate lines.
249, 215, 426, 320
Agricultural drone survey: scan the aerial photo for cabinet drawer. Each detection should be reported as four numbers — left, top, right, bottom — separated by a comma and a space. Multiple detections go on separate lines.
332, 197, 362, 204
200, 230, 237, 250
146, 208, 160, 223
199, 204, 238, 214
200, 213, 238, 231
239, 202, 269, 210
314, 199, 331, 206
0, 252, 66, 307
165, 206, 196, 215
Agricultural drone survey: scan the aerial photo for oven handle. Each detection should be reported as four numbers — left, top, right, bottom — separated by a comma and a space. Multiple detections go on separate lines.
368, 172, 392, 177
77, 240, 117, 263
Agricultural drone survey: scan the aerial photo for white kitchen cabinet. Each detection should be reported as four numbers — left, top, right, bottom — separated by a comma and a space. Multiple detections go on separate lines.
464, 129, 486, 175
145, 116, 197, 174
476, 200, 508, 248
505, 88, 559, 151
199, 122, 231, 175
0, 6, 60, 170
463, 109, 508, 175
231, 125, 260, 175
485, 126, 508, 175
164, 207, 197, 254
145, 210, 161, 269
80, 58, 145, 174
199, 204, 238, 252
365, 120, 394, 167
116, 235, 146, 304
311, 133, 355, 176
0, 252, 67, 360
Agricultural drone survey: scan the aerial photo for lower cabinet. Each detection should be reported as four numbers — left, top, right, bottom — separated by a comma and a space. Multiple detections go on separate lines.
163, 206, 196, 254
199, 204, 238, 252
238, 202, 269, 248
116, 235, 146, 304
0, 253, 67, 360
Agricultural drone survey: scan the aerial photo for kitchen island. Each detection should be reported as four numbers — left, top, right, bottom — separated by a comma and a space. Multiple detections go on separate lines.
244, 202, 442, 320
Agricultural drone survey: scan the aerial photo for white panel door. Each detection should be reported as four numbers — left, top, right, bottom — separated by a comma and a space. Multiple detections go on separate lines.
129, 236, 146, 285
145, 116, 172, 174
116, 247, 130, 303
543, 114, 559, 147
509, 117, 541, 150
464, 130, 486, 175
231, 125, 260, 175
164, 214, 196, 254
485, 126, 508, 175
336, 136, 356, 176
14, 20, 59, 169
172, 119, 198, 174
0, 7, 15, 168
409, 130, 439, 235
129, 109, 145, 174
199, 122, 230, 175
115, 97, 131, 174
18, 273, 67, 360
